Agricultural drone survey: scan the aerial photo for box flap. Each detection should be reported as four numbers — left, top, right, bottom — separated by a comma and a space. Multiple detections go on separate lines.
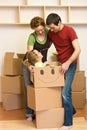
17, 53, 25, 59
4, 52, 14, 59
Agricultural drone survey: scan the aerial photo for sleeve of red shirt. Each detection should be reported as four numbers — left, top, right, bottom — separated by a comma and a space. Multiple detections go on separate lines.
68, 27, 78, 42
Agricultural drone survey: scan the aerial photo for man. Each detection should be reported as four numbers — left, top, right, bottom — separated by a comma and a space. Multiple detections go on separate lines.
46, 13, 81, 130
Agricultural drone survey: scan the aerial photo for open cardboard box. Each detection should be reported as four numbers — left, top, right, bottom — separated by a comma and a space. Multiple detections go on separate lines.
30, 64, 64, 88
3, 52, 25, 75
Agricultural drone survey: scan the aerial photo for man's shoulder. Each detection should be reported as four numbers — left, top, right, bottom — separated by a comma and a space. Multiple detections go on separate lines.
64, 25, 74, 30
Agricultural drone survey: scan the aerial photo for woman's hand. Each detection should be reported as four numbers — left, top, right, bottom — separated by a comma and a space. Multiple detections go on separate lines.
28, 65, 34, 73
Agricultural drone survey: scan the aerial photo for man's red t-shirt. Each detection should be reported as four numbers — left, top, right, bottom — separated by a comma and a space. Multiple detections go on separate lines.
48, 25, 78, 63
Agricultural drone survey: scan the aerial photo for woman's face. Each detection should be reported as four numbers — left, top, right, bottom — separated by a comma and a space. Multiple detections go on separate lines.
34, 25, 45, 35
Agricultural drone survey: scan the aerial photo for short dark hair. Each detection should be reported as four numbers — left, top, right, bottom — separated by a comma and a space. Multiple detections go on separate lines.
46, 13, 61, 26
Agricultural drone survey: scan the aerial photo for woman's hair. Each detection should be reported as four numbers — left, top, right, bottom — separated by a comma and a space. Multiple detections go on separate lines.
27, 50, 39, 65
30, 16, 45, 29
46, 13, 61, 26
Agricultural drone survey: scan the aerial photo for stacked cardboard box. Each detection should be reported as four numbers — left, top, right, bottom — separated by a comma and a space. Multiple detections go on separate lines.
72, 71, 86, 108
72, 58, 86, 109
27, 65, 64, 128
1, 52, 25, 110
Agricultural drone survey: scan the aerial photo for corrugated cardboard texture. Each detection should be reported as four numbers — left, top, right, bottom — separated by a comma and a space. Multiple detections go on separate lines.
31, 65, 64, 88
3, 52, 23, 75
72, 89, 86, 108
1, 75, 24, 94
2, 93, 25, 110
27, 85, 62, 111
35, 108, 64, 128
72, 71, 86, 92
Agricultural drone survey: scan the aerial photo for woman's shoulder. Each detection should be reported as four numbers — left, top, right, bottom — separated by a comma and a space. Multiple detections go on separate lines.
29, 32, 36, 38
28, 32, 36, 41
27, 32, 36, 45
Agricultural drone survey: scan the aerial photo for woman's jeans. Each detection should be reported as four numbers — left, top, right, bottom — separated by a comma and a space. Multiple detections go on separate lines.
62, 63, 77, 126
22, 63, 34, 118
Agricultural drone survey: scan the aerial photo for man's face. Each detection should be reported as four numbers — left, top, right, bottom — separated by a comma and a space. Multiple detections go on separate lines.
47, 23, 61, 33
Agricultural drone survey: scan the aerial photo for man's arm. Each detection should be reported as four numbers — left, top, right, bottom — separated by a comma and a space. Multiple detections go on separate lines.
61, 39, 81, 73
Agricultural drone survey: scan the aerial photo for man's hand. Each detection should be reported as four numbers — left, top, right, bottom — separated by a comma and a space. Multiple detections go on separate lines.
60, 61, 70, 74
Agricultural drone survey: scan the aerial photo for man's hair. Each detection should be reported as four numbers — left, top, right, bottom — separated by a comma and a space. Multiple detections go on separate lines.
46, 13, 61, 25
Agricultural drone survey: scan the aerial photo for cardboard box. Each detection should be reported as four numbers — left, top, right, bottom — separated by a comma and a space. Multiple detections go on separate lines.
2, 93, 25, 110
72, 71, 86, 91
72, 89, 86, 108
3, 52, 24, 75
1, 75, 24, 94
31, 65, 64, 88
27, 85, 62, 111
35, 108, 64, 128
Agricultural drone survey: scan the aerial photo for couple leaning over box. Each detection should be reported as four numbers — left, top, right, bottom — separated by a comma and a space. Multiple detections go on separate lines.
22, 13, 81, 130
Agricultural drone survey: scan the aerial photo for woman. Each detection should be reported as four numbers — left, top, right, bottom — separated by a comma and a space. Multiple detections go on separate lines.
22, 16, 52, 121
